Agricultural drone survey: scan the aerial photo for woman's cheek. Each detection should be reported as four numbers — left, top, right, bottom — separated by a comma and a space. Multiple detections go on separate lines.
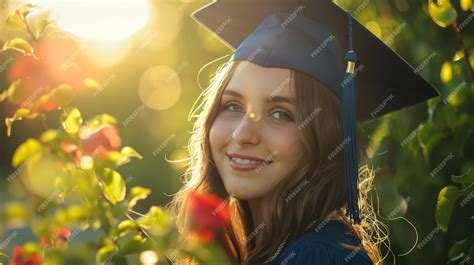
263, 124, 298, 147
286, 128, 305, 164
264, 125, 304, 164
210, 115, 237, 148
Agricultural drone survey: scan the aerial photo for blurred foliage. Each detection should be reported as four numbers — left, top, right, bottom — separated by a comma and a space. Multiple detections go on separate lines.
334, 0, 474, 264
0, 2, 232, 265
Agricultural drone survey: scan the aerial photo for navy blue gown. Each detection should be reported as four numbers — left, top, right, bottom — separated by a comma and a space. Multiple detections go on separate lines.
273, 220, 373, 265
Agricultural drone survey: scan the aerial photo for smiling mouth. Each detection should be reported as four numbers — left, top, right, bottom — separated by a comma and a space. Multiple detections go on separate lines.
226, 153, 274, 167
229, 156, 273, 165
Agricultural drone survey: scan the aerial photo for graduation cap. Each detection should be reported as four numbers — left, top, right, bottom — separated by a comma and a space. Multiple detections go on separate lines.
192, 0, 440, 224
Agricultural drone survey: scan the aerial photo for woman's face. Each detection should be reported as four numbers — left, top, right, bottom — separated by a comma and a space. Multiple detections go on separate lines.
210, 61, 305, 200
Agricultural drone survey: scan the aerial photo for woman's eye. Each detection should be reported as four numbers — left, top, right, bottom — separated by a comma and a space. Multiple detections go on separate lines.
271, 110, 293, 121
222, 102, 292, 121
224, 103, 243, 112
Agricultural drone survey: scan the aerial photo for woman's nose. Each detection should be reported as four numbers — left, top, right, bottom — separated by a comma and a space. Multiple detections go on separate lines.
231, 111, 261, 146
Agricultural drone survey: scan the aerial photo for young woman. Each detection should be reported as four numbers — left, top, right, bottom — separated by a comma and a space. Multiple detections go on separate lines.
170, 1, 438, 264
170, 59, 380, 264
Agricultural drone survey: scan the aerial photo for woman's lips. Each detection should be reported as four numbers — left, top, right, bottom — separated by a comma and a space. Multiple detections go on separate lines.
227, 155, 273, 172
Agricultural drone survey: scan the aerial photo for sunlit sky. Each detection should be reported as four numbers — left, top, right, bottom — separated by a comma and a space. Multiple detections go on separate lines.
27, 0, 151, 44
9, 0, 188, 111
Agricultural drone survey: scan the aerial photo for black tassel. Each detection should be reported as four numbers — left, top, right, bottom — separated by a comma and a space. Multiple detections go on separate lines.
343, 12, 360, 224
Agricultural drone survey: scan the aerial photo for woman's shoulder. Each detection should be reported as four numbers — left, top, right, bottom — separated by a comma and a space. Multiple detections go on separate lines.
273, 220, 373, 265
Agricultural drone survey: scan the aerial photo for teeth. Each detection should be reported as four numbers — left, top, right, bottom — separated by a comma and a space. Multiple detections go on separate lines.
231, 157, 262, 165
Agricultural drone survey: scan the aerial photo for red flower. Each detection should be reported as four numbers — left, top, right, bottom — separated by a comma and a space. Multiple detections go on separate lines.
78, 124, 122, 157
7, 55, 53, 111
60, 141, 81, 162
9, 246, 42, 265
40, 227, 71, 249
6, 37, 97, 113
187, 193, 230, 243
8, 55, 46, 88
8, 38, 92, 89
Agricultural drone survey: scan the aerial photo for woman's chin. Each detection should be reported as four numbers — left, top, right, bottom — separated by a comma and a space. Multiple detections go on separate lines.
223, 184, 269, 201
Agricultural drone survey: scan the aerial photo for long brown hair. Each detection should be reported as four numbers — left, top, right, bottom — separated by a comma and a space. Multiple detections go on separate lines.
169, 60, 383, 264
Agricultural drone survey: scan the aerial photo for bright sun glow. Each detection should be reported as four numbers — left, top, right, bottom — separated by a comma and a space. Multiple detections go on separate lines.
28, 0, 150, 44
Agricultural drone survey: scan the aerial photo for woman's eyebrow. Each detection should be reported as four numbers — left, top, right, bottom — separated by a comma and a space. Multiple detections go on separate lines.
223, 89, 295, 105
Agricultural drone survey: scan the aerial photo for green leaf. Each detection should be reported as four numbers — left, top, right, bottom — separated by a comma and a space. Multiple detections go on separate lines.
6, 79, 28, 104
137, 206, 162, 229
96, 244, 117, 264
6, 108, 39, 136
451, 162, 474, 183
427, 98, 441, 121
96, 201, 112, 235
418, 122, 446, 161
444, 82, 469, 107
100, 146, 143, 168
440, 61, 464, 85
470, 52, 474, 71
455, 173, 474, 184
83, 78, 102, 91
435, 104, 468, 131
110, 201, 128, 218
34, 17, 49, 39
460, 0, 473, 10
436, 186, 461, 232
5, 12, 26, 30
128, 186, 151, 208
100, 151, 127, 168
22, 242, 40, 256
117, 220, 137, 237
66, 205, 88, 223
136, 206, 172, 236
428, 0, 458, 27
29, 93, 52, 111
99, 168, 126, 204
40, 129, 58, 143
448, 233, 474, 258
119, 234, 154, 255
88, 114, 117, 127
17, 3, 38, 16
52, 84, 73, 107
0, 88, 10, 102
61, 108, 83, 134
12, 138, 42, 167
4, 201, 30, 223
469, 246, 474, 262
121, 146, 143, 159
3, 38, 33, 54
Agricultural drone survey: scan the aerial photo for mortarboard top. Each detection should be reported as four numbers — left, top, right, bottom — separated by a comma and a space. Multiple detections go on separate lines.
192, 0, 440, 121
191, 0, 440, 224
